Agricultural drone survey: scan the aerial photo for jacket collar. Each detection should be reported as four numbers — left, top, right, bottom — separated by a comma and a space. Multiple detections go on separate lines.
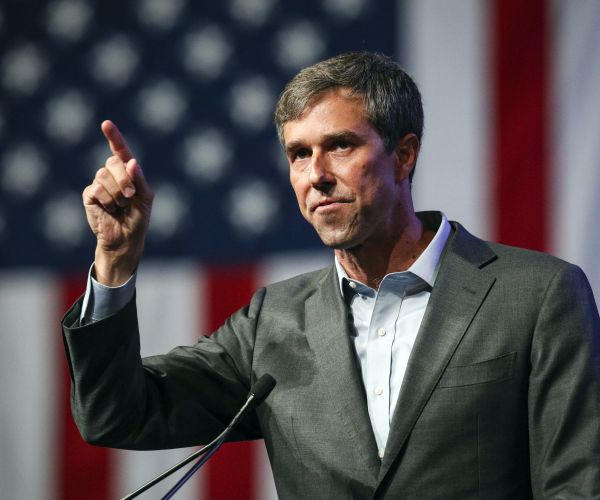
377, 221, 498, 482
304, 265, 382, 481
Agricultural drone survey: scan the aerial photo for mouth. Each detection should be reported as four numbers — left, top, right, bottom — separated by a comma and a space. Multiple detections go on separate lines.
311, 198, 349, 213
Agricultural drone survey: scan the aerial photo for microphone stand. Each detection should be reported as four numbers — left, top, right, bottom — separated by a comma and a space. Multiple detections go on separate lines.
121, 374, 276, 500
161, 436, 224, 499
160, 394, 257, 499
120, 439, 214, 500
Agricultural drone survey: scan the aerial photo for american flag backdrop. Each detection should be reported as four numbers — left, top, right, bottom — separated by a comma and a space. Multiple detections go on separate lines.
1, 0, 600, 498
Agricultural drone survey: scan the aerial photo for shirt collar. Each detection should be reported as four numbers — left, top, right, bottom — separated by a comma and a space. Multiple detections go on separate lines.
334, 211, 451, 296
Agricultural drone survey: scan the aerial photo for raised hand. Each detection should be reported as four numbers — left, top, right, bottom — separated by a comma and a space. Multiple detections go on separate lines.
82, 120, 154, 286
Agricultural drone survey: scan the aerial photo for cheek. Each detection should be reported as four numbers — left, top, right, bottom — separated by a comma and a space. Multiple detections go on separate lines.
355, 178, 393, 214
290, 176, 309, 211
351, 173, 378, 199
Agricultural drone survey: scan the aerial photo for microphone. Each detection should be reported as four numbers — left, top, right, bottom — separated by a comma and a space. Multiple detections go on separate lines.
121, 374, 276, 500
246, 373, 277, 405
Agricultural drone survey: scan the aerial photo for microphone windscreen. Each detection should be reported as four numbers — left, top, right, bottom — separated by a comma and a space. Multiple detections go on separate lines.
250, 374, 276, 405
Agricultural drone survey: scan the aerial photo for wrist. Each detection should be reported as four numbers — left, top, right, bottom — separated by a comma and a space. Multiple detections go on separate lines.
94, 247, 141, 287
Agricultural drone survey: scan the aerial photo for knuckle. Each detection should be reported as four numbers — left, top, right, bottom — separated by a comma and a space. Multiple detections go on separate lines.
91, 182, 105, 199
106, 158, 129, 182
96, 167, 109, 180
106, 156, 121, 168
82, 185, 93, 201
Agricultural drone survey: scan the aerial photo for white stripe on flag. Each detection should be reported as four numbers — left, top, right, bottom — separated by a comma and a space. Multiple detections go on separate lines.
253, 439, 278, 500
0, 272, 58, 500
113, 261, 207, 499
550, 0, 600, 300
400, 0, 492, 240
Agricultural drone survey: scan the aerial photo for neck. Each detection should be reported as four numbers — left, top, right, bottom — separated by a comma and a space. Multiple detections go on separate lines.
335, 212, 435, 290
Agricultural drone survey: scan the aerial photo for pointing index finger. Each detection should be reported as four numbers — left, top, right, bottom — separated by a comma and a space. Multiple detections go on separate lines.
101, 120, 133, 162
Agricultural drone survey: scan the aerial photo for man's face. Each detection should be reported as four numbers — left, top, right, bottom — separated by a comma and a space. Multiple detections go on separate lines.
283, 88, 405, 249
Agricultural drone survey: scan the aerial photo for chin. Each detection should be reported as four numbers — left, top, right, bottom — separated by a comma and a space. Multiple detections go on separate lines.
316, 231, 360, 250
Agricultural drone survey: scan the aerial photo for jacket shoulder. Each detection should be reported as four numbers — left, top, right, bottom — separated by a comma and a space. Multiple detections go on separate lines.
451, 221, 578, 277
488, 241, 573, 270
262, 266, 332, 302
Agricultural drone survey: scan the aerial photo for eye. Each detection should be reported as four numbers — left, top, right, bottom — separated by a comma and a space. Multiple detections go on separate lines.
293, 148, 310, 161
333, 140, 352, 151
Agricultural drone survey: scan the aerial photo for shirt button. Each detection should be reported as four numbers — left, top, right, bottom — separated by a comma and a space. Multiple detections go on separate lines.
374, 386, 383, 396
348, 281, 357, 289
378, 448, 385, 459
377, 327, 386, 337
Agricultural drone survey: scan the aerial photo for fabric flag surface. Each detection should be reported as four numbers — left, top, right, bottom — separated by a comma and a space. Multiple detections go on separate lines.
1, 0, 600, 498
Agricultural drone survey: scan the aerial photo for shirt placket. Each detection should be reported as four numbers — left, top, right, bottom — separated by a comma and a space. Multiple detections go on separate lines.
366, 282, 404, 458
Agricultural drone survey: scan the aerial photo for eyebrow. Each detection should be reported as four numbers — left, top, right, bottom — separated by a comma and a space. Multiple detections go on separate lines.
284, 140, 305, 156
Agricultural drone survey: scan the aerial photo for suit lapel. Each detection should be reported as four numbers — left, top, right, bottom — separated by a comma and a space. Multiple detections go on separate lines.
378, 224, 497, 481
305, 266, 381, 478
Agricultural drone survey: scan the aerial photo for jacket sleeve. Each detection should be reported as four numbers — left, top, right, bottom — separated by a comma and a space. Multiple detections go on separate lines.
528, 264, 600, 498
61, 288, 266, 450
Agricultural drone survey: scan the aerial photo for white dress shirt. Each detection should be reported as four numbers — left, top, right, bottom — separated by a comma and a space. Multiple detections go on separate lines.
334, 212, 451, 458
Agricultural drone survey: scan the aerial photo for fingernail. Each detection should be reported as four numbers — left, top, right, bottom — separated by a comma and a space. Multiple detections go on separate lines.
124, 187, 135, 198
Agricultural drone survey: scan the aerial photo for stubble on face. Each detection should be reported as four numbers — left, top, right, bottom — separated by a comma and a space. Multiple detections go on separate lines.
284, 89, 400, 252
312, 205, 361, 249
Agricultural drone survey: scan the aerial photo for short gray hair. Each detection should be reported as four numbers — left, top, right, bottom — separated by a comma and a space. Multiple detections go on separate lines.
274, 52, 424, 179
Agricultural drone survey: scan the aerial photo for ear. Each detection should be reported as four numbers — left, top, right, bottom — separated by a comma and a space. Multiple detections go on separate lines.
393, 133, 420, 182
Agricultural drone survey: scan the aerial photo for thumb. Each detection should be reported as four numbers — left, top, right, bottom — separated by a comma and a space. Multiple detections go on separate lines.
125, 159, 152, 198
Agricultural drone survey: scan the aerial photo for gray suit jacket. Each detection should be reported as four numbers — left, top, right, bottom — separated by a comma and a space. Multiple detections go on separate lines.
62, 221, 600, 499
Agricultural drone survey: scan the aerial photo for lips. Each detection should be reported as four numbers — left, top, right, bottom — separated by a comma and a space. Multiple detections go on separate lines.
311, 198, 349, 212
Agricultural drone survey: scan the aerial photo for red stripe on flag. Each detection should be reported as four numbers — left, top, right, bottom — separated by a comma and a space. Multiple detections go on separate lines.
204, 263, 258, 500
493, 0, 548, 251
57, 274, 113, 500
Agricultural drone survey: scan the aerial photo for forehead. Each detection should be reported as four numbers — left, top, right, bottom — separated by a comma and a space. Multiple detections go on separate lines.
282, 88, 370, 144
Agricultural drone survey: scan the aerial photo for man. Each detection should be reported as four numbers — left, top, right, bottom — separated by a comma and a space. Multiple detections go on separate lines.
62, 52, 600, 498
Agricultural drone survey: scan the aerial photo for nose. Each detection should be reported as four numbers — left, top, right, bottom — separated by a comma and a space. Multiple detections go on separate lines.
308, 153, 334, 190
